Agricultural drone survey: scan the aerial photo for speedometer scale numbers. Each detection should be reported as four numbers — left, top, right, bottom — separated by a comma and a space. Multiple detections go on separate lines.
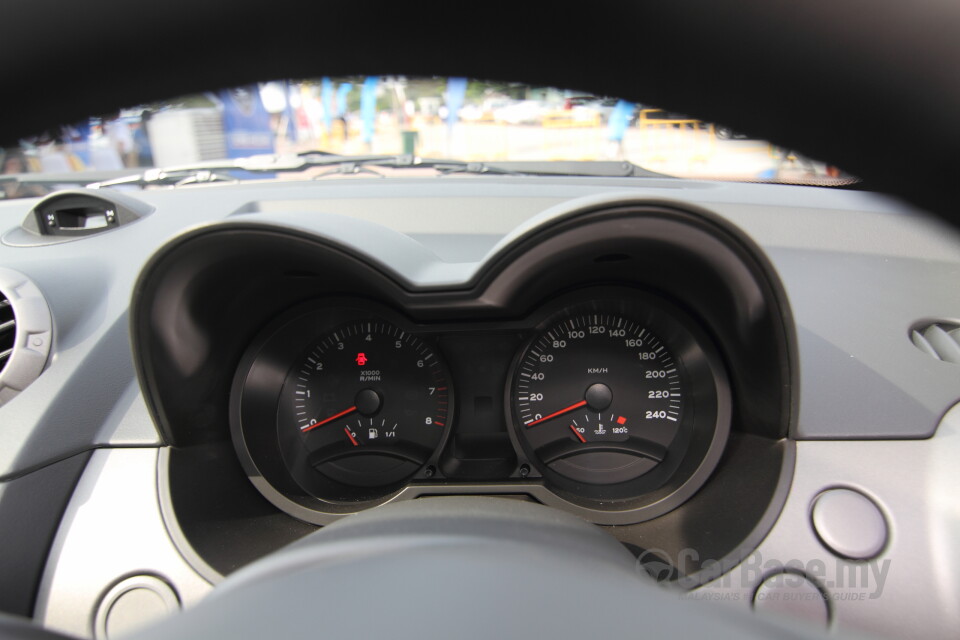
277, 321, 451, 492
513, 313, 684, 485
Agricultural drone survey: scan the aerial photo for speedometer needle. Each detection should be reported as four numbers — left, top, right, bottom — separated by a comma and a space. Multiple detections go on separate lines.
301, 406, 357, 432
525, 400, 587, 427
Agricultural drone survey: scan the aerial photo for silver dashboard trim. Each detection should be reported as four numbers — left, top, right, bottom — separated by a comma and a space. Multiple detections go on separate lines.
693, 401, 960, 638
34, 448, 213, 638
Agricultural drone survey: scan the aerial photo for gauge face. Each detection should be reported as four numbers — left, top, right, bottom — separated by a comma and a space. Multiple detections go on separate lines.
276, 320, 451, 498
511, 304, 697, 488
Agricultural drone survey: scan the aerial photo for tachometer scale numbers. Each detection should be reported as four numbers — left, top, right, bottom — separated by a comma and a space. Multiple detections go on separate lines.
277, 320, 451, 493
512, 312, 685, 485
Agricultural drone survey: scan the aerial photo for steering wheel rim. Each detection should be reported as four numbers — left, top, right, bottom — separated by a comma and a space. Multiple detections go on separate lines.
113, 497, 828, 640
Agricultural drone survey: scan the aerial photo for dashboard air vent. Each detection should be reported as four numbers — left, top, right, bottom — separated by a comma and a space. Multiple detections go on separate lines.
911, 321, 960, 364
0, 292, 13, 373
0, 268, 53, 406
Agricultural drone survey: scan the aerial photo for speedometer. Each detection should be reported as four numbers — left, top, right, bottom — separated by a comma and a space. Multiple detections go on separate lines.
514, 313, 683, 484
508, 294, 729, 506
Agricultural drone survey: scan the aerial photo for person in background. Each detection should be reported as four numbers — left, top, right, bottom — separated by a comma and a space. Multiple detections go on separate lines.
36, 131, 72, 174
1, 148, 28, 175
0, 148, 47, 199
62, 121, 92, 169
89, 119, 123, 170
774, 147, 818, 180
606, 99, 635, 159
134, 110, 154, 167
105, 113, 136, 167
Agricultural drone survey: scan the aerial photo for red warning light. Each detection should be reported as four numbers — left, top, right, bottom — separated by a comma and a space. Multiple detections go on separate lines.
355, 353, 368, 366
616, 416, 627, 425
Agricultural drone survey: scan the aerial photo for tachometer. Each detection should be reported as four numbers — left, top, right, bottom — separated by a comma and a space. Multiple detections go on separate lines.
276, 320, 452, 498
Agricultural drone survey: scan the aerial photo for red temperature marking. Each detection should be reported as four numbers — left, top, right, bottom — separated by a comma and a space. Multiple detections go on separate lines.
616, 416, 627, 425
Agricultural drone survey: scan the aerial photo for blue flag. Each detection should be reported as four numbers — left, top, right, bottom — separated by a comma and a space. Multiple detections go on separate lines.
360, 77, 379, 144
446, 77, 468, 127
321, 77, 333, 132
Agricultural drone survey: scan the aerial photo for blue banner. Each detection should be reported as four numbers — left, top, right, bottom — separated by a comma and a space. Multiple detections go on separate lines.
219, 85, 275, 158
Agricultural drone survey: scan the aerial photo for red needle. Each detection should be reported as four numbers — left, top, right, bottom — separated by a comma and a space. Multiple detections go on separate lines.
569, 424, 587, 443
525, 400, 588, 427
344, 427, 359, 447
301, 406, 357, 432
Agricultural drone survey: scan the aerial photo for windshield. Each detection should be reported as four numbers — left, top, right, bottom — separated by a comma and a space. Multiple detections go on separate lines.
0, 77, 855, 200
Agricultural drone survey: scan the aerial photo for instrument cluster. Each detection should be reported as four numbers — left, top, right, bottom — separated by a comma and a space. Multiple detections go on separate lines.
230, 287, 731, 525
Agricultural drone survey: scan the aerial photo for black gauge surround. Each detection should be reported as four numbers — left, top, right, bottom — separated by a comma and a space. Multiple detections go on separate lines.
140, 202, 794, 576
230, 302, 456, 516
507, 291, 731, 511
276, 321, 451, 494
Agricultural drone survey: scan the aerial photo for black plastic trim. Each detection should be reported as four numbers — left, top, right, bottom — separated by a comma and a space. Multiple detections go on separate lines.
0, 451, 91, 618
132, 199, 797, 575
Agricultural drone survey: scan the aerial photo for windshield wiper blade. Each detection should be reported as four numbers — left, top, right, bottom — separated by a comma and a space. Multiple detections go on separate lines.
85, 154, 412, 188
0, 169, 139, 187
84, 153, 667, 189
427, 160, 667, 178
306, 155, 664, 177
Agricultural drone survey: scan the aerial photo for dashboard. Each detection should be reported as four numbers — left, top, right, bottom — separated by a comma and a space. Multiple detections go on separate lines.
0, 176, 959, 639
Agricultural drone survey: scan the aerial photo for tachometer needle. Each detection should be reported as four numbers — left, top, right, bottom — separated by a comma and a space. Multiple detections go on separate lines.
525, 400, 588, 427
344, 427, 359, 447
569, 424, 587, 443
301, 406, 358, 432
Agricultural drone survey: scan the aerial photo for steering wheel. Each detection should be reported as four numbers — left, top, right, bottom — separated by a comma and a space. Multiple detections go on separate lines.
0, 496, 832, 640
